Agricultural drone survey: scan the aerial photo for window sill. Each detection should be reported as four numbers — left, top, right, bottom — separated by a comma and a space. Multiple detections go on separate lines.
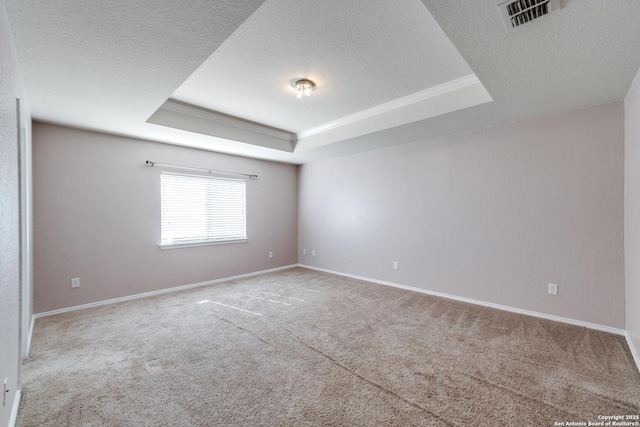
159, 239, 248, 250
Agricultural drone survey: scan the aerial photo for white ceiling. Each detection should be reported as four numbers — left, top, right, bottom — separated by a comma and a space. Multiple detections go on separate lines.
6, 0, 640, 164
171, 0, 475, 133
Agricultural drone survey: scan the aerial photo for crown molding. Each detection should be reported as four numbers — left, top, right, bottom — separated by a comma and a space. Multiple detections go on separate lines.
297, 74, 481, 139
162, 99, 296, 141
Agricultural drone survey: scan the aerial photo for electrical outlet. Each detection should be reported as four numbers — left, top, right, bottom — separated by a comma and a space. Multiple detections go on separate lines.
303, 249, 307, 255
548, 283, 558, 295
312, 250, 316, 256
3, 377, 8, 407
393, 261, 399, 270
71, 278, 80, 288
269, 251, 273, 259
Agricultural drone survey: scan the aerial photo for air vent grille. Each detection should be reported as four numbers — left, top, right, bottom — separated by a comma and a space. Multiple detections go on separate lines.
498, 0, 560, 31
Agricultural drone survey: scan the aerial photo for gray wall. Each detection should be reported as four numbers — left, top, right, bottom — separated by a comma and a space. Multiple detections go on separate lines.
1, 0, 31, 424
625, 68, 640, 361
32, 123, 298, 313
299, 102, 625, 329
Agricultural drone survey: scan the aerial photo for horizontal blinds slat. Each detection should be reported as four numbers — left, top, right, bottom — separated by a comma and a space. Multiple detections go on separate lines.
161, 172, 246, 245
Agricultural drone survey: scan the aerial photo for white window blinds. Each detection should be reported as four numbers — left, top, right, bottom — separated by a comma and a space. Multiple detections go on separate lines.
161, 172, 247, 246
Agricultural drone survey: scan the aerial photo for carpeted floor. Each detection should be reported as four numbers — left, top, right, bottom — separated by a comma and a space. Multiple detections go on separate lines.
17, 268, 640, 426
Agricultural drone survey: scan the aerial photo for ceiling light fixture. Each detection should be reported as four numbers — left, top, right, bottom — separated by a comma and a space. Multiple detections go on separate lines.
293, 79, 315, 99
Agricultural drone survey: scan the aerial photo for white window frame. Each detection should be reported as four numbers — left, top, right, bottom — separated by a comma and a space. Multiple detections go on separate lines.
159, 172, 247, 249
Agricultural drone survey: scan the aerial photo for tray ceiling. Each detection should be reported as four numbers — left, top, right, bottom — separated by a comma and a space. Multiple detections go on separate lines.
6, 0, 640, 163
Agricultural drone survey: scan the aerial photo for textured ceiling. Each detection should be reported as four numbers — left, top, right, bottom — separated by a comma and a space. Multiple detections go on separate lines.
171, 0, 474, 133
160, 0, 492, 154
6, 0, 640, 164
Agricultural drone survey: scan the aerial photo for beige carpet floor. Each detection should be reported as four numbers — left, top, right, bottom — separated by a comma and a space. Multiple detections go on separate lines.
17, 268, 640, 426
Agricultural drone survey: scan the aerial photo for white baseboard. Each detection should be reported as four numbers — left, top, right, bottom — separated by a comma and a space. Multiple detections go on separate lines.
298, 264, 626, 336
34, 264, 298, 319
625, 332, 640, 373
30, 262, 638, 373
9, 389, 21, 427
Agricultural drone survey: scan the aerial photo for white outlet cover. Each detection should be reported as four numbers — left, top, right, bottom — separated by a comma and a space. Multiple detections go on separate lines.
548, 283, 558, 295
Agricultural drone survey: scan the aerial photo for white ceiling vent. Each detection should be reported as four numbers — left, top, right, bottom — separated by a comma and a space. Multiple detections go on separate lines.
498, 0, 560, 31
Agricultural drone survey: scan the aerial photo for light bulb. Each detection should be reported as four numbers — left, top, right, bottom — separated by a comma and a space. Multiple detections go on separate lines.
293, 79, 315, 99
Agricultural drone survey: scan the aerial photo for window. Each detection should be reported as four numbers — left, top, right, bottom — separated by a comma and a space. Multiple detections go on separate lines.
160, 172, 247, 247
